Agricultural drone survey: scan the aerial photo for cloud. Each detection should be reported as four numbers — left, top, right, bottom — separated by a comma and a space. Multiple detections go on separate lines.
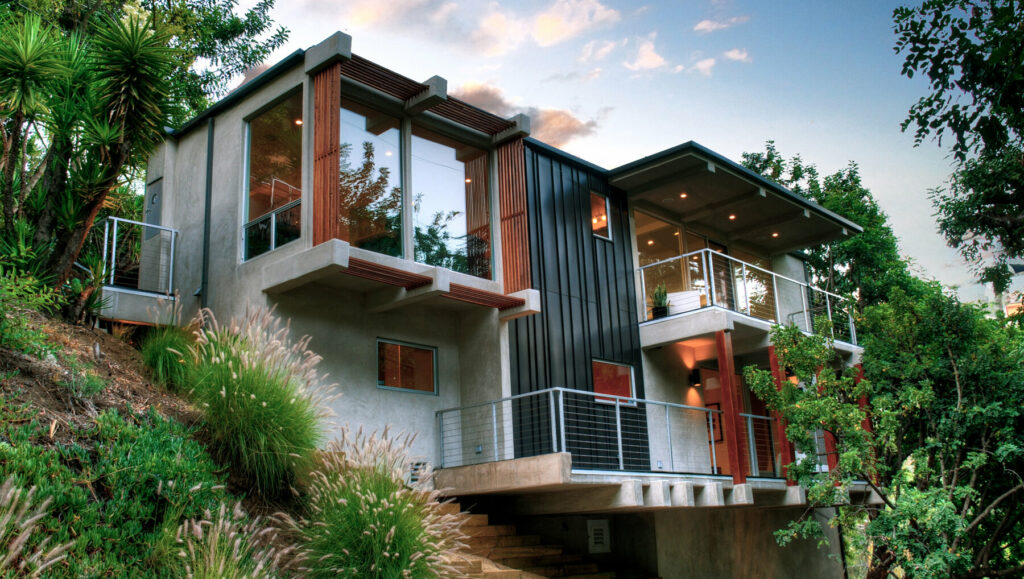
578, 38, 627, 63
533, 0, 620, 46
693, 58, 716, 76
543, 68, 603, 82
693, 15, 749, 33
723, 48, 751, 62
453, 82, 606, 147
471, 8, 530, 56
624, 33, 667, 71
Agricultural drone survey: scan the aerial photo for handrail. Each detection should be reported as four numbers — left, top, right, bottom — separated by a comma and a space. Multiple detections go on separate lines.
639, 247, 848, 304
103, 215, 179, 234
435, 385, 719, 416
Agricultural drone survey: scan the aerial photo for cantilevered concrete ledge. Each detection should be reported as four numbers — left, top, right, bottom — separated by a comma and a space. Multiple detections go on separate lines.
435, 453, 572, 495
366, 268, 450, 313
498, 289, 541, 320
639, 308, 733, 349
405, 76, 447, 115
262, 239, 350, 294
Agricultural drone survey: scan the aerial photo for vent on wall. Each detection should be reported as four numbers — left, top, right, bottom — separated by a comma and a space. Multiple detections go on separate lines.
587, 519, 611, 554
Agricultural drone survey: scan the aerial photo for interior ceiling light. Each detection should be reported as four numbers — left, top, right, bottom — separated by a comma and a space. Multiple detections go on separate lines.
728, 214, 736, 220
592, 218, 598, 224
679, 192, 688, 199
294, 119, 303, 126
673, 231, 679, 236
601, 215, 607, 221
465, 178, 472, 183
385, 150, 393, 156
771, 232, 779, 238
647, 240, 654, 245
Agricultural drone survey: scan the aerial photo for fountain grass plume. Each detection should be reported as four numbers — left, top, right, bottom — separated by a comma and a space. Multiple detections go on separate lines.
0, 477, 73, 576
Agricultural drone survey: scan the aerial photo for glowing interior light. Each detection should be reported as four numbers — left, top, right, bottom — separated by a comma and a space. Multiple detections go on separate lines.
465, 178, 472, 183
728, 214, 736, 220
679, 192, 688, 199
647, 240, 654, 245
771, 232, 779, 238
385, 150, 393, 156
294, 119, 303, 126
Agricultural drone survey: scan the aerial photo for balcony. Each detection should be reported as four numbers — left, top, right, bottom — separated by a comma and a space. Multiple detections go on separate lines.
96, 216, 178, 324
638, 248, 856, 346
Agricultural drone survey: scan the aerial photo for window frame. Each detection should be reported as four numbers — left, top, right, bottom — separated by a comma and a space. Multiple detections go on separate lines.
376, 337, 439, 396
590, 191, 612, 241
241, 87, 305, 262
591, 359, 636, 406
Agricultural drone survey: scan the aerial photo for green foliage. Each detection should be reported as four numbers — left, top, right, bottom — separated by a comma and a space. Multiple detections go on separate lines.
187, 308, 330, 498
140, 325, 194, 389
895, 1, 1024, 292
0, 266, 62, 356
282, 430, 464, 578
0, 403, 231, 577
742, 141, 919, 309
56, 356, 107, 399
652, 282, 668, 307
747, 283, 1024, 578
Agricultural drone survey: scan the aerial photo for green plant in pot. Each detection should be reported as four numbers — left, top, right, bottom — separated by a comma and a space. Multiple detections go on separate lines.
652, 283, 669, 319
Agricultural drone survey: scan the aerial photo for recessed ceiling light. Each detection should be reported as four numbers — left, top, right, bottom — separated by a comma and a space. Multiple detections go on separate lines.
647, 240, 654, 245
294, 119, 303, 126
679, 192, 688, 199
673, 231, 679, 236
385, 150, 393, 156
771, 232, 779, 238
728, 214, 736, 220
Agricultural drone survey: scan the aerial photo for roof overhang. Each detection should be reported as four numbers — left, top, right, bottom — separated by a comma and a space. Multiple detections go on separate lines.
609, 142, 862, 253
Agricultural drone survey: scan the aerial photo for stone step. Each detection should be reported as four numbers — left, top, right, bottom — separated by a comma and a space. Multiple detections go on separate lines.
437, 501, 462, 516
465, 513, 490, 527
465, 524, 518, 537
502, 553, 584, 568
467, 534, 542, 550
526, 562, 600, 576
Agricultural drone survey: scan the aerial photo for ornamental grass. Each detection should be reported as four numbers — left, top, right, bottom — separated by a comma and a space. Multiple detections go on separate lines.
0, 477, 72, 577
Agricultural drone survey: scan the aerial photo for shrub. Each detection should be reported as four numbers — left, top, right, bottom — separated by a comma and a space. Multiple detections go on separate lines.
57, 356, 107, 400
187, 307, 333, 498
0, 403, 231, 576
177, 501, 297, 579
0, 477, 72, 576
0, 266, 62, 356
140, 325, 194, 389
282, 428, 467, 578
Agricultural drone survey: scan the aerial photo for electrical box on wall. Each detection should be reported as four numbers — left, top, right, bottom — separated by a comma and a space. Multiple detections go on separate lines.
587, 519, 611, 554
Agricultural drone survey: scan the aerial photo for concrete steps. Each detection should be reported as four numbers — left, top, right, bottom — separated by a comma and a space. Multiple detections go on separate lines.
445, 500, 616, 579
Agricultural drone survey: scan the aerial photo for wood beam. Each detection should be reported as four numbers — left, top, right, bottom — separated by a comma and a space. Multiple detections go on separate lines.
685, 187, 765, 223
715, 330, 748, 485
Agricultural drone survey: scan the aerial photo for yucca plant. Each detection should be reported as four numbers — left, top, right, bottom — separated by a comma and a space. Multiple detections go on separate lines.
177, 501, 298, 579
187, 307, 334, 497
281, 428, 468, 578
0, 477, 73, 576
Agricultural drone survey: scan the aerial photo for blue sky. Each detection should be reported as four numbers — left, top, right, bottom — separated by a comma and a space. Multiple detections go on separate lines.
241, 0, 1021, 301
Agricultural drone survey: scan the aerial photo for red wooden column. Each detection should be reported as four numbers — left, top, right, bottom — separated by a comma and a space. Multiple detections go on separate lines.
817, 366, 840, 472
768, 346, 798, 486
312, 62, 341, 246
855, 364, 872, 433
715, 330, 749, 484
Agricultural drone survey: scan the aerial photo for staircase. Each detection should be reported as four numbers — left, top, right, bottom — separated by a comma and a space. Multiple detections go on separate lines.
444, 502, 615, 579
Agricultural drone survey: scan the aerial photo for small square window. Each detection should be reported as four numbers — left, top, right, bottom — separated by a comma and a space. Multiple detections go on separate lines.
377, 339, 437, 394
590, 192, 610, 239
593, 360, 633, 403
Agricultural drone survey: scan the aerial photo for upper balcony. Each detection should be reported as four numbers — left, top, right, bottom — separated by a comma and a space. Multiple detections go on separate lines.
637, 248, 856, 349
96, 216, 178, 324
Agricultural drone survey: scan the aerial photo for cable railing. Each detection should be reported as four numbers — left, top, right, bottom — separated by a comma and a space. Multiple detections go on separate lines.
100, 216, 177, 296
638, 248, 856, 344
436, 387, 733, 476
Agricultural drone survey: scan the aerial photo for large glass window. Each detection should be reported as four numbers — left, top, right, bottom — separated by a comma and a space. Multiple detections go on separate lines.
636, 212, 685, 319
338, 99, 402, 257
410, 126, 491, 279
244, 91, 303, 259
377, 339, 437, 394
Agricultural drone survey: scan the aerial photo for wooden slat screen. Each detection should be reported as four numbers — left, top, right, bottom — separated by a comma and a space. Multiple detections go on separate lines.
498, 138, 530, 294
313, 63, 341, 246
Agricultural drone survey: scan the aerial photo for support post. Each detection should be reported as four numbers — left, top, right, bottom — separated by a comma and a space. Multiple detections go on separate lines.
715, 330, 748, 484
768, 346, 797, 485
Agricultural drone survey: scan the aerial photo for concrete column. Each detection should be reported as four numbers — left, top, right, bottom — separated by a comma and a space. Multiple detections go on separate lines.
768, 346, 797, 486
714, 330, 748, 484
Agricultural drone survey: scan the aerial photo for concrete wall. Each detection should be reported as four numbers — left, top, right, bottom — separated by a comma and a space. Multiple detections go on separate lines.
642, 346, 712, 474
150, 58, 512, 464
653, 507, 844, 579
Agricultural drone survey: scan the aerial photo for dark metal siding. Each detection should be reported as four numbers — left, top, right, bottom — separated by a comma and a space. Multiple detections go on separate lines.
510, 143, 648, 470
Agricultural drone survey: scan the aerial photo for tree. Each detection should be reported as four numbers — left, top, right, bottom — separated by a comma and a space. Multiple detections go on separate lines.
746, 286, 1024, 578
894, 0, 1024, 292
743, 141, 918, 310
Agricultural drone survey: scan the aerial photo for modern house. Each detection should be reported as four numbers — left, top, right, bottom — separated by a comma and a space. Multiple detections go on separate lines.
101, 31, 876, 578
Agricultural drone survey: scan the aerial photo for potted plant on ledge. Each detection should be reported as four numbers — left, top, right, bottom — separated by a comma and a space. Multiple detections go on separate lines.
652, 283, 669, 319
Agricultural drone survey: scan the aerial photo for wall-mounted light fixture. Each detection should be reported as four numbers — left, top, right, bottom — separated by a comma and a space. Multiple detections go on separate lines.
689, 369, 702, 389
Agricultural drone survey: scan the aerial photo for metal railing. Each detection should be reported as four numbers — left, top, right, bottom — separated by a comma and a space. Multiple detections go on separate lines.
101, 216, 177, 295
436, 387, 730, 476
243, 199, 301, 260
638, 248, 856, 344
741, 413, 781, 478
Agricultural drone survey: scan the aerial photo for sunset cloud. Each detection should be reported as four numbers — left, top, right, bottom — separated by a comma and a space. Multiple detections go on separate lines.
578, 38, 627, 63
624, 33, 667, 71
693, 15, 749, 34
453, 82, 606, 147
533, 0, 620, 46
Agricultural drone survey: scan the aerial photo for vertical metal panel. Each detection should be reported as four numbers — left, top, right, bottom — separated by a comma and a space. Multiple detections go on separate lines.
509, 143, 647, 469
312, 63, 341, 246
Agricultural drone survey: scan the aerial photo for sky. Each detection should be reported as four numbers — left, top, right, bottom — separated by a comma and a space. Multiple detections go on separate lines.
239, 0, 1023, 303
